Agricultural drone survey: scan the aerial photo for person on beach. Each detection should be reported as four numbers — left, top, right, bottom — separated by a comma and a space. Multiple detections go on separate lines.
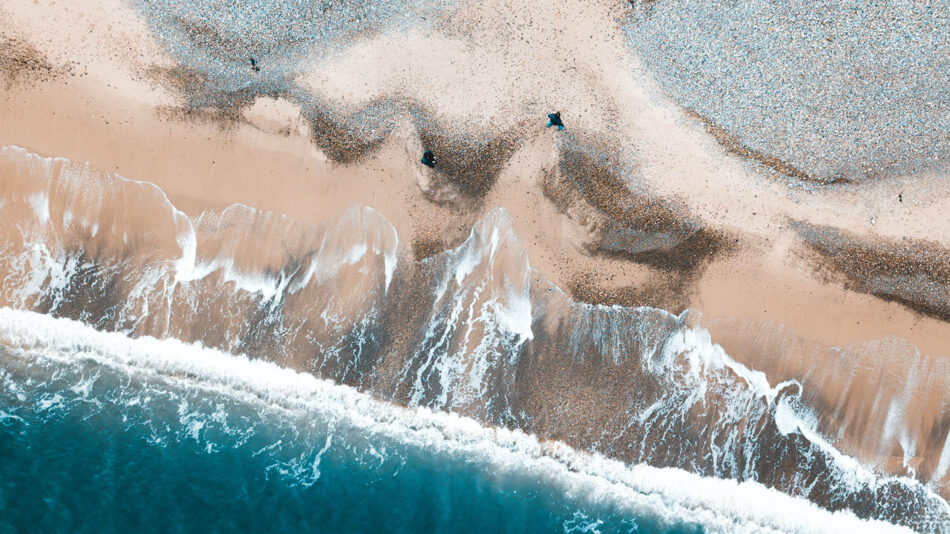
421, 149, 437, 168
249, 57, 260, 72
546, 112, 563, 130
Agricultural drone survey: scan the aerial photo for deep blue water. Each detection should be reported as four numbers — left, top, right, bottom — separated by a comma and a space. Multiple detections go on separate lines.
0, 344, 699, 534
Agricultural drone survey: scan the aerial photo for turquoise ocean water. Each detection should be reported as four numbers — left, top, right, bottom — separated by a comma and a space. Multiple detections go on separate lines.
0, 310, 904, 534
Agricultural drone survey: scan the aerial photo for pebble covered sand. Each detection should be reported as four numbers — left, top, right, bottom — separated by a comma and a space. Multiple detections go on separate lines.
3, 1, 950, 522
625, 0, 950, 182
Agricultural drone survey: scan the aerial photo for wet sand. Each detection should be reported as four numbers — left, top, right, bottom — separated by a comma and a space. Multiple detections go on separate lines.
9, 74, 946, 355
2, 0, 950, 497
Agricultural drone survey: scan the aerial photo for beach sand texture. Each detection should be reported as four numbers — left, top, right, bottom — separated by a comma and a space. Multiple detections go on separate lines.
2, 0, 949, 511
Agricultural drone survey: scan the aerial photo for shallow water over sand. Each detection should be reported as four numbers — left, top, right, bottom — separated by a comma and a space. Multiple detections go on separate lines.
2, 0, 950, 531
1, 145, 948, 532
0, 308, 918, 534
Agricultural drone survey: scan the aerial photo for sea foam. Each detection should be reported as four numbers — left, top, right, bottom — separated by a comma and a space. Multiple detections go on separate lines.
0, 307, 913, 534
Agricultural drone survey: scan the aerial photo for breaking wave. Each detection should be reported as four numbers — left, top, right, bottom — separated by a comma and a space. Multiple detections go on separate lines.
0, 308, 914, 533
1, 145, 948, 532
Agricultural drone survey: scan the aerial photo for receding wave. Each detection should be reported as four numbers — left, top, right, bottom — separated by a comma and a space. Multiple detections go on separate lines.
1, 145, 948, 532
0, 308, 913, 533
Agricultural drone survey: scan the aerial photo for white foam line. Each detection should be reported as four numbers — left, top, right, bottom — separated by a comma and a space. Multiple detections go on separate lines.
0, 308, 910, 534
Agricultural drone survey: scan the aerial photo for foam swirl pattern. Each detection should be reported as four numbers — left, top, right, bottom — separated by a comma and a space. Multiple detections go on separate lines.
1, 145, 948, 532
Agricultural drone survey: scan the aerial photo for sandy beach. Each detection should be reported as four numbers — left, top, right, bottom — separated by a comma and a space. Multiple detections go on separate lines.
2, 0, 949, 507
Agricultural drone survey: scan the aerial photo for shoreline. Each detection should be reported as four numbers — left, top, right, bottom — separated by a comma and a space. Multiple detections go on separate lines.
0, 306, 922, 534
6, 74, 947, 357
2, 0, 950, 503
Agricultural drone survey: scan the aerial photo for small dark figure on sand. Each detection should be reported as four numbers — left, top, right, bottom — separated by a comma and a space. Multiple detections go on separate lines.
250, 57, 260, 72
546, 112, 563, 131
421, 149, 437, 168
899, 192, 903, 203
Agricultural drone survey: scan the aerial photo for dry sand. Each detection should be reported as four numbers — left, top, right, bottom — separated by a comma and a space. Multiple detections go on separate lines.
2, 0, 949, 492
